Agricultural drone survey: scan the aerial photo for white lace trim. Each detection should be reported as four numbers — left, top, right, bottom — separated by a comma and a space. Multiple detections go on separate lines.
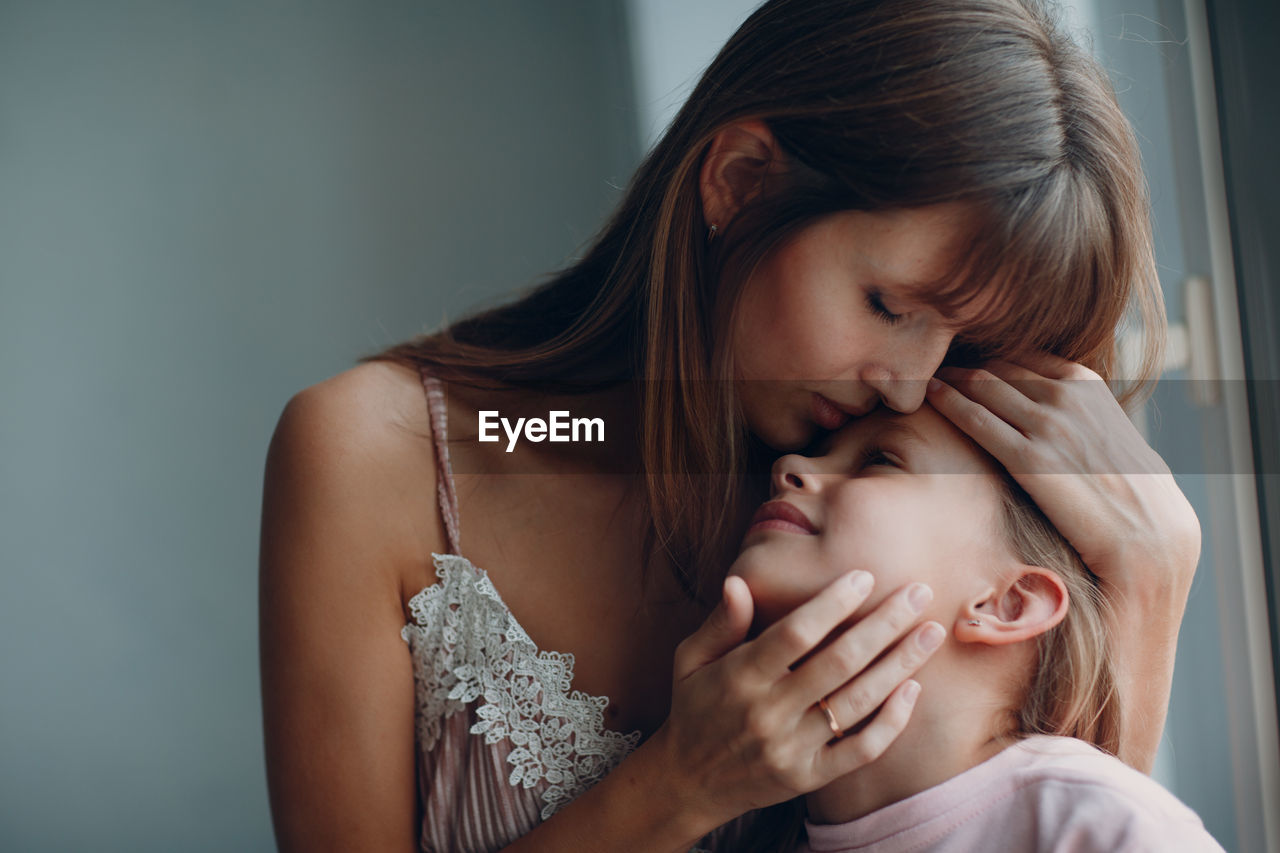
400, 553, 642, 820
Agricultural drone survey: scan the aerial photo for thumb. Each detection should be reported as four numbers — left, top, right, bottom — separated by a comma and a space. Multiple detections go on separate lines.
674, 575, 754, 680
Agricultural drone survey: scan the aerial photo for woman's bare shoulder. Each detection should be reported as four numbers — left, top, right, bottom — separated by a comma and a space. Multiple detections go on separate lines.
264, 360, 446, 590
260, 359, 431, 850
278, 360, 430, 451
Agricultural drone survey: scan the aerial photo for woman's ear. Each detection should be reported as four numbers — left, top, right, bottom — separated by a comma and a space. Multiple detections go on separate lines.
954, 567, 1069, 646
698, 119, 784, 231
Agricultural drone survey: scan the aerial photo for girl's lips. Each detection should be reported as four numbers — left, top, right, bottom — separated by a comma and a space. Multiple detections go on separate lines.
812, 393, 851, 431
747, 500, 818, 535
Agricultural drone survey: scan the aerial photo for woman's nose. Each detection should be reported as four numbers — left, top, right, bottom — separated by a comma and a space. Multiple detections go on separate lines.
864, 329, 954, 413
864, 369, 929, 414
772, 453, 822, 494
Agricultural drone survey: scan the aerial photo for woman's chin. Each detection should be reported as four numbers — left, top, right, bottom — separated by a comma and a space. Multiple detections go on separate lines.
742, 401, 816, 452
772, 420, 818, 453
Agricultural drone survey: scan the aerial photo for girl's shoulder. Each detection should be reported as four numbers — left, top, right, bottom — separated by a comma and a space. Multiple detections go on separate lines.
804, 737, 1223, 853
999, 736, 1224, 851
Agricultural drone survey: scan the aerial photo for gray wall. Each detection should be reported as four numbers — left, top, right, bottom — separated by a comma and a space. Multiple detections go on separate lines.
0, 2, 638, 849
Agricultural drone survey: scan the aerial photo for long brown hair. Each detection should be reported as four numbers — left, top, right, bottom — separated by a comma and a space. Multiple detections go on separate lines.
371, 0, 1164, 601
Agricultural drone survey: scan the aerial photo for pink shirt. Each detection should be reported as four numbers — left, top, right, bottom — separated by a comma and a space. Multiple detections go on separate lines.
799, 735, 1224, 853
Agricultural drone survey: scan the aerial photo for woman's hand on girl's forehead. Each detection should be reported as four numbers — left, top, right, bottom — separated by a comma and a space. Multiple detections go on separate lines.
924, 350, 1200, 771
924, 351, 1198, 581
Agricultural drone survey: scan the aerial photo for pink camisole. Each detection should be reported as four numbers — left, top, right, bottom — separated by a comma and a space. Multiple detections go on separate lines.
399, 370, 749, 851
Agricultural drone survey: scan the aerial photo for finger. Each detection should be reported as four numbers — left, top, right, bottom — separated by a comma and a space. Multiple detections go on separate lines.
973, 359, 1058, 404
786, 584, 936, 706
934, 366, 1040, 436
926, 377, 1028, 464
1003, 349, 1078, 380
672, 576, 754, 680
816, 679, 922, 778
805, 621, 943, 734
748, 570, 875, 676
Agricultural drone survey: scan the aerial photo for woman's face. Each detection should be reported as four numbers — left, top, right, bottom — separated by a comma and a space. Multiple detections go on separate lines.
728, 403, 1010, 631
731, 203, 976, 451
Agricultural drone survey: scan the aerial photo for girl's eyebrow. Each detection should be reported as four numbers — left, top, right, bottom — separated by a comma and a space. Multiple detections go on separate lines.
814, 419, 924, 460
872, 420, 925, 447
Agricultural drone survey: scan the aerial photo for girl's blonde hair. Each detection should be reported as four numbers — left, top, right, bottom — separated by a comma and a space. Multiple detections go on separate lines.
996, 477, 1123, 755
372, 0, 1164, 603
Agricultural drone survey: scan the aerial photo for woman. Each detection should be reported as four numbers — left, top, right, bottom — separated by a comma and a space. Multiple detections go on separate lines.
259, 0, 1201, 850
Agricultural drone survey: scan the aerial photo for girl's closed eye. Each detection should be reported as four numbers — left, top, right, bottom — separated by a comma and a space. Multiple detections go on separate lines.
858, 446, 903, 470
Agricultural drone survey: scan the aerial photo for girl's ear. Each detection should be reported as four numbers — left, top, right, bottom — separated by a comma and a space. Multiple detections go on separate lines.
698, 119, 784, 230
954, 567, 1069, 646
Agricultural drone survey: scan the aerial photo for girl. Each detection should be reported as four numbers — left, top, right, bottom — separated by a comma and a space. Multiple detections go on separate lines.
259, 0, 1201, 850
729, 402, 1223, 851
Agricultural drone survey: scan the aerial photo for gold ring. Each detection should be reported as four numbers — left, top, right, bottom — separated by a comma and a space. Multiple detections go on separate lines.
818, 697, 844, 739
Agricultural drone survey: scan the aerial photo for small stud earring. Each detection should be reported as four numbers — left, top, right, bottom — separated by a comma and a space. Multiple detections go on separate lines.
707, 223, 719, 242
966, 618, 982, 627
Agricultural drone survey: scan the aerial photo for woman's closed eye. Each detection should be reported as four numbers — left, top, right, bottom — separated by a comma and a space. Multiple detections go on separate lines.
865, 289, 906, 326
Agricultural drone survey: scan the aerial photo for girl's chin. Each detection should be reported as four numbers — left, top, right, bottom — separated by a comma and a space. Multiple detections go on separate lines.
746, 594, 874, 653
742, 589, 816, 632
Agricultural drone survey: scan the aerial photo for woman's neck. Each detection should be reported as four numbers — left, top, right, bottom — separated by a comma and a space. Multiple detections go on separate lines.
805, 648, 1019, 825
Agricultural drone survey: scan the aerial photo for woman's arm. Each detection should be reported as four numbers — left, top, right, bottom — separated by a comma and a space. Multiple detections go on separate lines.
260, 368, 436, 852
927, 354, 1201, 772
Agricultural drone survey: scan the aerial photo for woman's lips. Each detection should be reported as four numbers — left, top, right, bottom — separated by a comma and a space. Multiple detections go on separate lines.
747, 500, 818, 536
812, 393, 851, 431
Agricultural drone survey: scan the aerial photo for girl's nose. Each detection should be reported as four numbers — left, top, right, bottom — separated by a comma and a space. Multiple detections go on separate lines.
772, 453, 822, 494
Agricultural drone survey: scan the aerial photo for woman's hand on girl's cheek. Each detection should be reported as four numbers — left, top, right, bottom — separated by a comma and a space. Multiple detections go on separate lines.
925, 353, 1200, 597
649, 572, 940, 834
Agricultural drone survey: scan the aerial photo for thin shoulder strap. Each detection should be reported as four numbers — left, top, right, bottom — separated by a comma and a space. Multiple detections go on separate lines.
419, 368, 462, 555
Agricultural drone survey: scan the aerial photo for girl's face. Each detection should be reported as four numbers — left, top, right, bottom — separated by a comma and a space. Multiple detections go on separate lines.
732, 203, 975, 451
729, 403, 1011, 631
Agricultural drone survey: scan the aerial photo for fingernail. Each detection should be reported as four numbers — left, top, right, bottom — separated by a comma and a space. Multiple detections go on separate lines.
907, 583, 933, 613
903, 680, 922, 704
927, 378, 942, 393
917, 622, 945, 652
847, 570, 873, 597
